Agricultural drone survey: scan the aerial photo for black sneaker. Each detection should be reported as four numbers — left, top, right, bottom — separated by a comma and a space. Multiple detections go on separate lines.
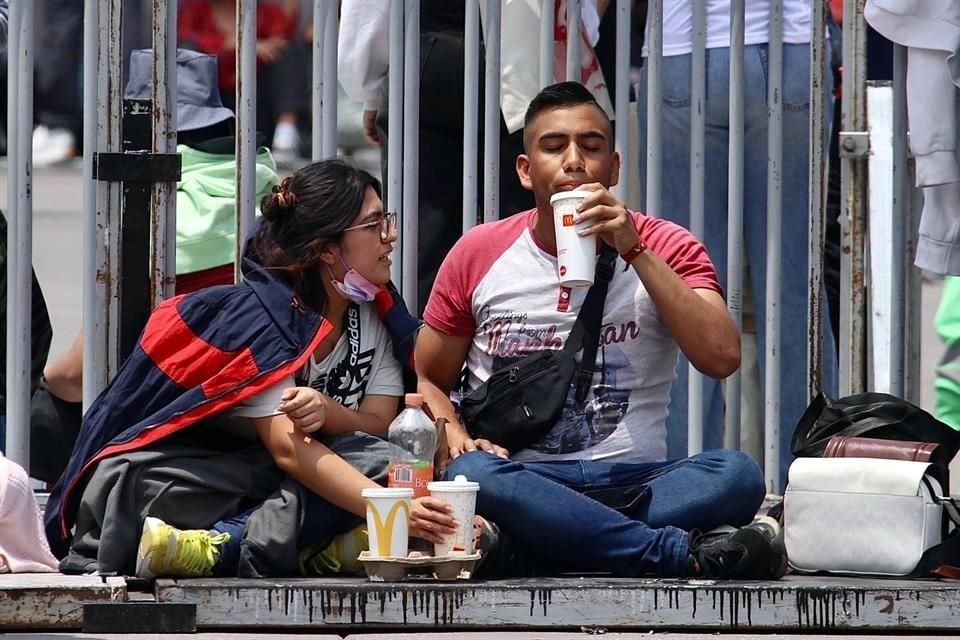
688, 517, 787, 579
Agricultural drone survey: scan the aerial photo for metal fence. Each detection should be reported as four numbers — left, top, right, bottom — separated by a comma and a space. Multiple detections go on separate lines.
3, 0, 921, 494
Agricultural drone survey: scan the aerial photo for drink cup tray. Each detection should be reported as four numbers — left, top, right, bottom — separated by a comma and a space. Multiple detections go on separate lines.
358, 550, 481, 581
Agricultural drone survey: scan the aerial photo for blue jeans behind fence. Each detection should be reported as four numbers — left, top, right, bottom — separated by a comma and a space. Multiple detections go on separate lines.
636, 43, 838, 487
444, 448, 764, 577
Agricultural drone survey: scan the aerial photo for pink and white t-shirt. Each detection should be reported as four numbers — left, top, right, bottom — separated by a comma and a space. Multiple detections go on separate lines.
424, 209, 722, 463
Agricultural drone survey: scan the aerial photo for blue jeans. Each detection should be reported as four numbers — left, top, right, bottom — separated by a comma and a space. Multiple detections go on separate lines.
212, 492, 360, 575
637, 43, 838, 486
444, 449, 764, 577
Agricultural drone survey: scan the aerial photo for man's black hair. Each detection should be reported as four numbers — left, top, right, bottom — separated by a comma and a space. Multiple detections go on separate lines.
522, 81, 611, 149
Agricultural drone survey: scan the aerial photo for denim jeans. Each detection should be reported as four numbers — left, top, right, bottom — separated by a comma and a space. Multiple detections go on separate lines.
212, 492, 360, 575
443, 448, 764, 577
636, 43, 838, 486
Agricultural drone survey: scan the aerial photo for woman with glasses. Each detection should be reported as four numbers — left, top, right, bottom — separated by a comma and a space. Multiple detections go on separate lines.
48, 159, 456, 578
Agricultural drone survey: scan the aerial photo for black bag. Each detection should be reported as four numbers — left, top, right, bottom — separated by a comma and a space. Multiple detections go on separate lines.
791, 391, 960, 462
459, 248, 617, 452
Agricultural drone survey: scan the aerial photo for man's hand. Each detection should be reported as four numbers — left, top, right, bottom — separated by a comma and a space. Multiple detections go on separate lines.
571, 182, 640, 255
256, 37, 288, 64
362, 110, 381, 147
409, 496, 459, 544
448, 432, 509, 460
278, 387, 327, 433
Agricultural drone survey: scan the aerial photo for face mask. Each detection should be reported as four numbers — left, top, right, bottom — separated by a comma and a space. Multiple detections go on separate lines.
326, 252, 381, 303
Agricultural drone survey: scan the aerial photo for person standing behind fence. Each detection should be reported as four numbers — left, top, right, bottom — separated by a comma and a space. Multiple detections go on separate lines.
338, 0, 614, 315
178, 0, 308, 161
636, 0, 838, 483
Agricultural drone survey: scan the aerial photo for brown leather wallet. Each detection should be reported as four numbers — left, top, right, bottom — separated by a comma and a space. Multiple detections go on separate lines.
823, 435, 948, 465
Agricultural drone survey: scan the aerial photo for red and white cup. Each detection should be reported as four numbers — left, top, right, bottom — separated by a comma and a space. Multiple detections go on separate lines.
427, 475, 480, 557
550, 190, 596, 287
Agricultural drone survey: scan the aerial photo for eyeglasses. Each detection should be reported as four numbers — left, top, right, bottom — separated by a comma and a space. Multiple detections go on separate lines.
343, 211, 397, 242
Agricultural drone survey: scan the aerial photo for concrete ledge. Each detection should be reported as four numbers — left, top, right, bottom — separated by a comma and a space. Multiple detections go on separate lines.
0, 574, 126, 629
155, 575, 960, 631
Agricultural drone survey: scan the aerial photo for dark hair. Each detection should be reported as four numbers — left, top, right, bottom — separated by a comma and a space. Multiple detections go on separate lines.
254, 158, 382, 311
522, 81, 612, 150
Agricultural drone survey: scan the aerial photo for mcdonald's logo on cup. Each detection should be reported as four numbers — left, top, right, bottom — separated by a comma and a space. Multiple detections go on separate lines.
361, 487, 414, 558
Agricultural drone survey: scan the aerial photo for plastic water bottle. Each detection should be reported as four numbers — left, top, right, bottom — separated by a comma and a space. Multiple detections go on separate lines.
387, 393, 437, 499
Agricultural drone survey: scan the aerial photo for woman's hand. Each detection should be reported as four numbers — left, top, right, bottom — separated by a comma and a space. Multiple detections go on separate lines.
449, 434, 510, 461
409, 496, 459, 545
278, 386, 327, 433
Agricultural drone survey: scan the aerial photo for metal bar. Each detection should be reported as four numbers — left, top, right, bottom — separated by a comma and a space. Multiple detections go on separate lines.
387, 0, 404, 285
463, 0, 480, 234
889, 45, 909, 397
401, 0, 420, 308
645, 0, 663, 218
724, 0, 746, 453
483, 0, 501, 223
566, 0, 581, 81
81, 0, 100, 409
612, 0, 631, 203
764, 0, 784, 492
150, 0, 178, 304
839, 0, 868, 395
235, 0, 257, 282
311, 0, 324, 160
539, 0, 555, 88
688, 0, 707, 454
5, 0, 33, 466
321, 0, 338, 159
904, 155, 922, 405
806, 0, 828, 398
89, 0, 124, 398
866, 83, 895, 393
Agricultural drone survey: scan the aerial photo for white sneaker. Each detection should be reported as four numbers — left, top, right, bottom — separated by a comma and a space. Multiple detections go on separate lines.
271, 121, 300, 155
33, 126, 76, 167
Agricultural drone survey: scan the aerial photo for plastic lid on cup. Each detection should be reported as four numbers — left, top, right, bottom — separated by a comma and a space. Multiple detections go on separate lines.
361, 487, 414, 498
550, 190, 592, 206
427, 474, 480, 492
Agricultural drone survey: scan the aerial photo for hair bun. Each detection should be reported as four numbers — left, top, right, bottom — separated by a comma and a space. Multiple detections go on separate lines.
261, 177, 298, 222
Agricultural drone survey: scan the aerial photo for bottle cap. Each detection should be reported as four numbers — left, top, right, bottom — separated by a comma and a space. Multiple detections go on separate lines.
404, 393, 425, 406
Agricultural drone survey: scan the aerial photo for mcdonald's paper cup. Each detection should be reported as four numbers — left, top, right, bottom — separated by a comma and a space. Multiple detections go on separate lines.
362, 487, 413, 558
427, 475, 480, 557
551, 190, 596, 287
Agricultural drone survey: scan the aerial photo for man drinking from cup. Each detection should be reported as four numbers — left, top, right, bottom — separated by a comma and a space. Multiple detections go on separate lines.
416, 82, 784, 580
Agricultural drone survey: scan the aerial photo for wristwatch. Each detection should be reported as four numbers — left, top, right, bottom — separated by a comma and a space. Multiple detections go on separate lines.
620, 240, 647, 263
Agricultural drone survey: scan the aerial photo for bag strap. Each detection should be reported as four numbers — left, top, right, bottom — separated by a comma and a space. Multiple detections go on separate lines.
565, 246, 618, 403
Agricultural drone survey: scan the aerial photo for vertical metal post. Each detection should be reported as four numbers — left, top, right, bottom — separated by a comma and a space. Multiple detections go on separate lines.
321, 1, 338, 159
235, 0, 257, 281
724, 0, 746, 452
764, 0, 784, 492
463, 0, 480, 234
388, 0, 404, 285
401, 0, 420, 309
81, 0, 100, 409
807, 0, 828, 398
644, 0, 663, 218
566, 0, 581, 81
540, 0, 555, 88
688, 0, 707, 454
612, 0, 631, 203
89, 0, 124, 399
839, 0, 868, 395
5, 0, 33, 465
312, 0, 324, 160
904, 158, 922, 405
483, 0, 501, 223
889, 45, 909, 397
151, 0, 178, 304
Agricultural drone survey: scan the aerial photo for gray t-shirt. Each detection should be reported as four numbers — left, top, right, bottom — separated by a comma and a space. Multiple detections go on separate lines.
231, 302, 404, 420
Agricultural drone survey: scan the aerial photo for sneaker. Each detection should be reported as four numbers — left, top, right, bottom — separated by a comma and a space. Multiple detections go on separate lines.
135, 516, 230, 579
32, 126, 77, 167
688, 517, 787, 579
307, 524, 368, 575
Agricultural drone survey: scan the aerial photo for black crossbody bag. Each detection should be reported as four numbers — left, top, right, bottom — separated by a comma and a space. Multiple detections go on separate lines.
459, 247, 617, 452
